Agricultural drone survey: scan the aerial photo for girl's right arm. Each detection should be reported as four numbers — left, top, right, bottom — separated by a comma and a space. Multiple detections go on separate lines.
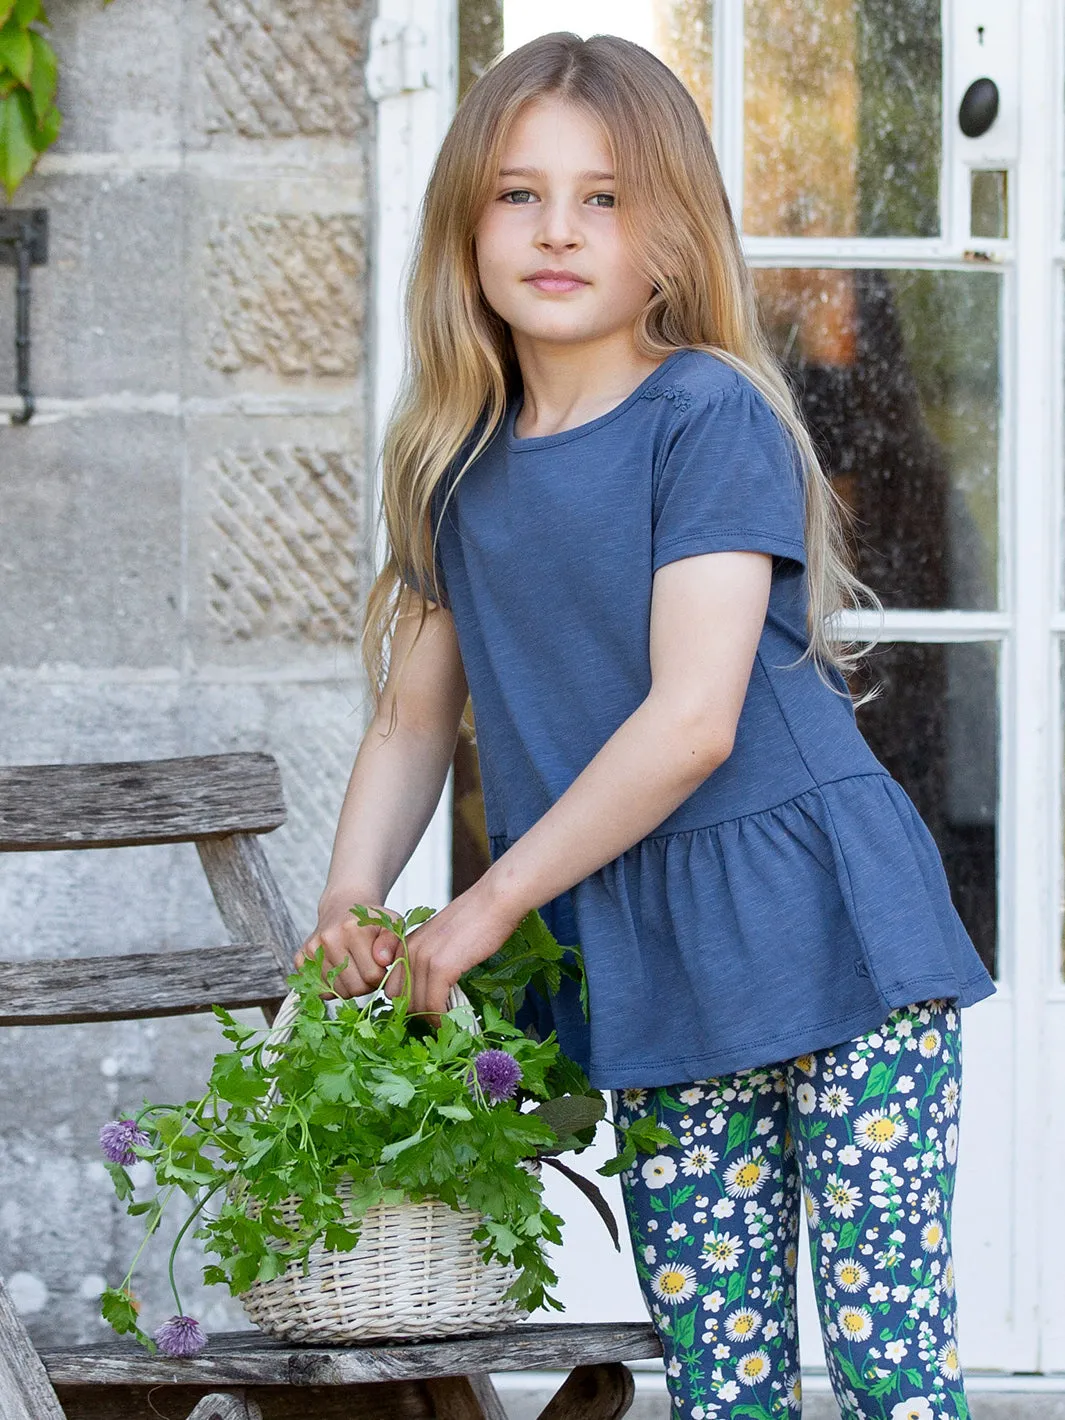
296, 588, 470, 998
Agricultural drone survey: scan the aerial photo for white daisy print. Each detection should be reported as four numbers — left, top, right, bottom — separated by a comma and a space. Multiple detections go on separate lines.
891, 1401, 933, 1420
837, 1305, 873, 1342
838, 1143, 861, 1166
620, 1088, 648, 1108
945, 1123, 959, 1164
920, 1219, 945, 1253
796, 1083, 817, 1114
678, 1087, 705, 1105
724, 1152, 770, 1198
735, 1349, 772, 1386
700, 1230, 745, 1273
718, 1381, 740, 1402
667, 1220, 688, 1241
854, 1108, 909, 1153
941, 1078, 960, 1116
785, 1370, 802, 1410
794, 1054, 816, 1076
921, 1187, 941, 1214
918, 1028, 941, 1057
819, 1084, 853, 1116
895, 1075, 915, 1094
869, 1281, 890, 1303
666, 1356, 682, 1377
724, 1307, 762, 1341
833, 1258, 870, 1292
804, 1191, 821, 1227
824, 1173, 863, 1219
642, 1155, 677, 1189
681, 1145, 719, 1177
711, 1198, 735, 1219
937, 1339, 961, 1380
885, 1339, 908, 1363
650, 1262, 698, 1305
702, 1289, 725, 1312
942, 1258, 956, 1297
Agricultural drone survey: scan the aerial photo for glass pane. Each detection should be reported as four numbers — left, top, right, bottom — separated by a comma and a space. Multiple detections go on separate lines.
851, 642, 999, 978
503, 0, 712, 124
970, 169, 1008, 240
755, 266, 1001, 611
652, 0, 713, 129
744, 0, 942, 237
460, 0, 503, 100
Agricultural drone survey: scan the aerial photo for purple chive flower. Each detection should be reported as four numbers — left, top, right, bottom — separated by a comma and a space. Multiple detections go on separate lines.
154, 1314, 207, 1357
469, 1049, 523, 1104
99, 1118, 149, 1166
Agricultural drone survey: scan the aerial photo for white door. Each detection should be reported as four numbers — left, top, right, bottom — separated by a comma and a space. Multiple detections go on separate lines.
379, 0, 1065, 1378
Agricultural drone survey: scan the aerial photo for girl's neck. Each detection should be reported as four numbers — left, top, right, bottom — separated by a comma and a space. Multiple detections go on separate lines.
511, 331, 669, 440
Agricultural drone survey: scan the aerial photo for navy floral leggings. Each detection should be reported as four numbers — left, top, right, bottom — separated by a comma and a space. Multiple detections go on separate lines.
614, 1001, 968, 1420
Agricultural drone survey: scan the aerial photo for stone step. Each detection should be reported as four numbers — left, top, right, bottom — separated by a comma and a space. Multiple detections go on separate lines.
493, 1375, 1065, 1419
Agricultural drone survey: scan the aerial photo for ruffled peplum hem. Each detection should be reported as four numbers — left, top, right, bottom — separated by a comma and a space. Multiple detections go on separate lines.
489, 772, 995, 1090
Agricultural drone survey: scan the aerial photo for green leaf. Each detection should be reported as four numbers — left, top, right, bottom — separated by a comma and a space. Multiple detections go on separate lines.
600, 1134, 636, 1177
837, 1222, 859, 1252
859, 1059, 893, 1102
726, 1111, 750, 1152
0, 20, 32, 86
0, 86, 35, 193
0, 4, 15, 28
13, 0, 41, 24
725, 1269, 745, 1303
369, 1069, 417, 1108
436, 1103, 473, 1121
672, 1307, 696, 1350
624, 1115, 677, 1154
531, 1093, 606, 1149
379, 1128, 424, 1162
104, 1160, 134, 1202
100, 1286, 138, 1334
837, 1355, 862, 1389
404, 905, 434, 928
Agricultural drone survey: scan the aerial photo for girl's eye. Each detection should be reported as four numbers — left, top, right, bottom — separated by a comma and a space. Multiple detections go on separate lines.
589, 193, 615, 208
501, 189, 535, 204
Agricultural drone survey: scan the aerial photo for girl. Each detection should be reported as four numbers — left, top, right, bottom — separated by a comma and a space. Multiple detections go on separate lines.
298, 32, 994, 1420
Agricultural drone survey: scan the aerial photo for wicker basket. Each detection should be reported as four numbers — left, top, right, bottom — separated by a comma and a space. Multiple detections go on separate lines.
237, 986, 524, 1342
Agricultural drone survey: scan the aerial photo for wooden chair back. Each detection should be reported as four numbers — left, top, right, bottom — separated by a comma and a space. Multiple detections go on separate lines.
0, 752, 301, 1419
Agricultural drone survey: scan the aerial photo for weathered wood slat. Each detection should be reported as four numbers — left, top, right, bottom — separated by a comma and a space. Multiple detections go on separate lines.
0, 1276, 67, 1419
53, 1381, 437, 1420
424, 1374, 499, 1420
187, 1393, 263, 1420
0, 754, 286, 850
536, 1363, 635, 1420
0, 945, 288, 1026
197, 833, 303, 975
38, 1324, 662, 1387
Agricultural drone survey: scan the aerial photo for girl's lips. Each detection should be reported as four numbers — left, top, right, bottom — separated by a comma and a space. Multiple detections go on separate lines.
525, 276, 588, 293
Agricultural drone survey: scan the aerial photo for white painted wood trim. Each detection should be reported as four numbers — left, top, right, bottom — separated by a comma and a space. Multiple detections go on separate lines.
370, 0, 458, 915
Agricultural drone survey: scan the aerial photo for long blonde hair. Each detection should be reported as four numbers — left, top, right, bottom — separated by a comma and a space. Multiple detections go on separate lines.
364, 31, 881, 711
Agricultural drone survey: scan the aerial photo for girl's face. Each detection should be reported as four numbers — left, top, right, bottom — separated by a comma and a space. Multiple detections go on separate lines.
474, 96, 654, 353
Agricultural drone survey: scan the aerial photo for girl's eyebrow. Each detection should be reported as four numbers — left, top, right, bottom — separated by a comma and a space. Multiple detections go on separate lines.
498, 166, 615, 181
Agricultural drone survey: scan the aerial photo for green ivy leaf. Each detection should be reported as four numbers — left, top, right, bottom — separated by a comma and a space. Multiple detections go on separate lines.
859, 1059, 894, 1102
0, 85, 34, 193
0, 19, 32, 86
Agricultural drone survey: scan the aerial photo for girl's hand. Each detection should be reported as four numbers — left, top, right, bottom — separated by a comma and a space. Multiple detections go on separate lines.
294, 898, 402, 999
386, 882, 524, 1022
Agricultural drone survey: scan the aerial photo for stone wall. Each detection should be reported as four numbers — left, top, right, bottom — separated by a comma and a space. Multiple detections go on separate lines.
0, 0, 375, 1345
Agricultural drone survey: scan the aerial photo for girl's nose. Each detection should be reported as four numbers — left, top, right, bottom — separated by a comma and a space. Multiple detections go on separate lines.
535, 200, 581, 250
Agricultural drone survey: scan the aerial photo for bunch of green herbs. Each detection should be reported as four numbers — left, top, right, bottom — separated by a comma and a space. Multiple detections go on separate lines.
101, 905, 674, 1353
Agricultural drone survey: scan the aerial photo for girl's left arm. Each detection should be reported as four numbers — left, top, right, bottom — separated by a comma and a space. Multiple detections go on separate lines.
396, 549, 775, 1019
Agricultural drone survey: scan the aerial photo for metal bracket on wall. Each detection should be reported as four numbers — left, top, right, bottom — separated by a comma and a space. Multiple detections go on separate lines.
0, 209, 48, 425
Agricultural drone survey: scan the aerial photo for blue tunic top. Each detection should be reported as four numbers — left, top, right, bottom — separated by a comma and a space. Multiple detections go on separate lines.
420, 346, 995, 1089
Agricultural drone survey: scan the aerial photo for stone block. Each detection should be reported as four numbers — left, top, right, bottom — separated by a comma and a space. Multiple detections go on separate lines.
184, 413, 370, 670
44, 0, 184, 154
180, 170, 370, 397
0, 172, 184, 399
193, 0, 371, 143
0, 415, 182, 669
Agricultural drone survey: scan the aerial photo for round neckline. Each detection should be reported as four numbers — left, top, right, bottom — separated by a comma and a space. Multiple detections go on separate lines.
506, 347, 691, 451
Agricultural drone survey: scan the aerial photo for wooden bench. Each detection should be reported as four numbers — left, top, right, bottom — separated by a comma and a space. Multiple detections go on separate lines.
0, 752, 661, 1420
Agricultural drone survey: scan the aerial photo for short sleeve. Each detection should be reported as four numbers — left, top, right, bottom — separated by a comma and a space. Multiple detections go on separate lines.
651, 379, 807, 576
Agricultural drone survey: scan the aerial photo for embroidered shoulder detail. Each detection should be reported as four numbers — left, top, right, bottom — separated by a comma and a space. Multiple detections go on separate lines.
641, 382, 693, 412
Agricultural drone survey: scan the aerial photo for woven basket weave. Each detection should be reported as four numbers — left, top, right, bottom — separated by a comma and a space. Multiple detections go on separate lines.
237, 985, 524, 1342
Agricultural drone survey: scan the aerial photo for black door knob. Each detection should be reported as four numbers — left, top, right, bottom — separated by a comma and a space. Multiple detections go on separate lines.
959, 77, 999, 138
